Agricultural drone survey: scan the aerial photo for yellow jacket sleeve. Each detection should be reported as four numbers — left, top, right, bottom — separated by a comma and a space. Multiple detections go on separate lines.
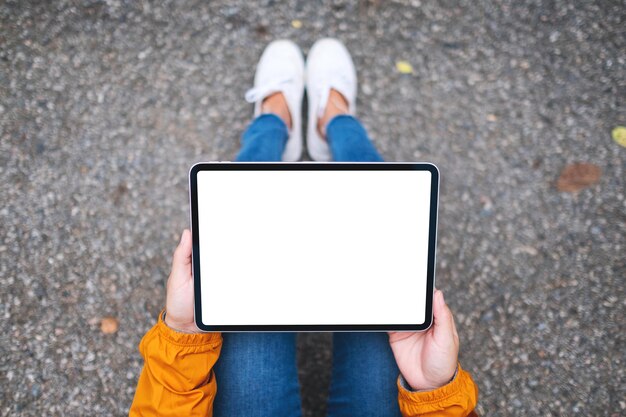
397, 365, 479, 417
129, 311, 222, 417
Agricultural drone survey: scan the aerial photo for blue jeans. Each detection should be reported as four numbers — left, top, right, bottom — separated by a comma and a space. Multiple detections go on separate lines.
235, 114, 384, 162
214, 114, 398, 417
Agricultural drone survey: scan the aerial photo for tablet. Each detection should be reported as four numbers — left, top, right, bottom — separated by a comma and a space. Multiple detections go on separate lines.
189, 162, 439, 332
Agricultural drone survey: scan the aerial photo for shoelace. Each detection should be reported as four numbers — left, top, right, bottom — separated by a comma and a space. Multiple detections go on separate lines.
244, 78, 293, 104
315, 72, 352, 118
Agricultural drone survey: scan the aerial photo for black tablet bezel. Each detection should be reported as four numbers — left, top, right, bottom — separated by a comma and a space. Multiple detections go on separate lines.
189, 162, 439, 332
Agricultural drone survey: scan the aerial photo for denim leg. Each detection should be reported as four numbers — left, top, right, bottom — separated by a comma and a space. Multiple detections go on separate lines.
236, 114, 289, 161
326, 115, 384, 162
212, 332, 302, 417
326, 332, 402, 417
214, 115, 300, 416
325, 115, 394, 415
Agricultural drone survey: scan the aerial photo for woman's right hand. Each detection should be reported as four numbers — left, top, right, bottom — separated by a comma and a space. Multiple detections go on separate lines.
388, 290, 460, 391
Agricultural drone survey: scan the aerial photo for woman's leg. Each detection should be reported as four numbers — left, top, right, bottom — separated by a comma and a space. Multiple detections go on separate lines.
217, 104, 301, 417
218, 110, 302, 415
213, 332, 302, 417
235, 113, 289, 161
325, 113, 398, 416
326, 332, 402, 417
326, 115, 384, 162
213, 39, 305, 416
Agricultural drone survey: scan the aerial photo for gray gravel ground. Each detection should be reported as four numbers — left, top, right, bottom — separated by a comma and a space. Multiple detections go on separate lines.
1, 0, 625, 416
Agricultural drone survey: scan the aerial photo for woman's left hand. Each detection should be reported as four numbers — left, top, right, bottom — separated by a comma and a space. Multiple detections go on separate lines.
164, 229, 200, 333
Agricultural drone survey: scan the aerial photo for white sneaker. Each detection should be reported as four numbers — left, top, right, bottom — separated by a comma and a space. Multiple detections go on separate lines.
305, 38, 357, 161
244, 40, 305, 161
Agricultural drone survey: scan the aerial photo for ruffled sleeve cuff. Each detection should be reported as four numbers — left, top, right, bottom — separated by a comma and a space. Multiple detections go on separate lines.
131, 310, 222, 414
154, 309, 222, 348
397, 364, 479, 416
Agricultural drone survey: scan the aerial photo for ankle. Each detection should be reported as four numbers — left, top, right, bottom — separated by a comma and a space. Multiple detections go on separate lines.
318, 89, 349, 138
261, 92, 292, 129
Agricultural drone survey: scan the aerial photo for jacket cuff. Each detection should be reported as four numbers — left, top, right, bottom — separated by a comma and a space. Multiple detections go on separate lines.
156, 309, 222, 347
397, 364, 478, 415
399, 367, 458, 392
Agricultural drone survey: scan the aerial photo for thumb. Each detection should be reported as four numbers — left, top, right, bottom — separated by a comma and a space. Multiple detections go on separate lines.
171, 229, 192, 279
432, 290, 457, 345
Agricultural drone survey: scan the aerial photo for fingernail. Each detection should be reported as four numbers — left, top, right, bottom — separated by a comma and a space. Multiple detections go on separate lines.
180, 231, 186, 244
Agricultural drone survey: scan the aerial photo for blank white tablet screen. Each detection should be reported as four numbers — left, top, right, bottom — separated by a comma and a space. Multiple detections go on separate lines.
196, 169, 432, 326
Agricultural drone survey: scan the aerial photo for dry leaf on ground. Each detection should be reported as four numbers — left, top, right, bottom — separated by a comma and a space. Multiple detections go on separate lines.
395, 60, 413, 74
556, 163, 601, 192
100, 317, 119, 334
612, 126, 626, 147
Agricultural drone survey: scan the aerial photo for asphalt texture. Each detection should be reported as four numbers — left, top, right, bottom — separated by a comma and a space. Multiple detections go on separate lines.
1, 1, 625, 416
